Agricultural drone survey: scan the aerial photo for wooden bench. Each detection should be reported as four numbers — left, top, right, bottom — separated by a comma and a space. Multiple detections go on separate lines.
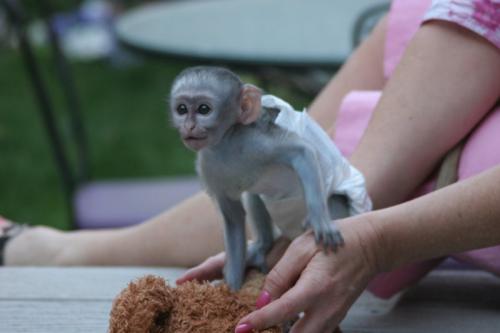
0, 267, 498, 332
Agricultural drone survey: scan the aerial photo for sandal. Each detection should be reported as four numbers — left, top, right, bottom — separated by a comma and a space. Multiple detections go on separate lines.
0, 216, 28, 266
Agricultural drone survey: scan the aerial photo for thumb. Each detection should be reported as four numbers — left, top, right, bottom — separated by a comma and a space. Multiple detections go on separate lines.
176, 252, 225, 284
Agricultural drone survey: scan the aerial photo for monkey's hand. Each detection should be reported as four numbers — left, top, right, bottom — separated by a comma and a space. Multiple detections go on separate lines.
304, 215, 344, 252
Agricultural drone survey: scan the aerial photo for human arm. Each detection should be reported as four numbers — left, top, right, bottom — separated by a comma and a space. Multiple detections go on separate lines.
351, 20, 500, 209
374, 165, 500, 270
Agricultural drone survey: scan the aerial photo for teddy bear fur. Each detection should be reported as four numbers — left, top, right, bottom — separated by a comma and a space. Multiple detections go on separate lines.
108, 271, 282, 333
109, 270, 343, 333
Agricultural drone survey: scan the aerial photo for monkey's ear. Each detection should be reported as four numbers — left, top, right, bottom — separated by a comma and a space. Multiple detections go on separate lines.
238, 84, 262, 125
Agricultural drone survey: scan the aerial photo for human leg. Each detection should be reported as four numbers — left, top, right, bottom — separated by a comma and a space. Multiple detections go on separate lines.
4, 192, 224, 266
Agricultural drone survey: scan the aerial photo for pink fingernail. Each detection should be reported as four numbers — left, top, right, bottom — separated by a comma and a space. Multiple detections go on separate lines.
235, 323, 253, 333
256, 290, 271, 309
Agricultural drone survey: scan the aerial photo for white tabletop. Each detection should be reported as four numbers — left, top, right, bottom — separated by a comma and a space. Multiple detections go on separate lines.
115, 0, 388, 67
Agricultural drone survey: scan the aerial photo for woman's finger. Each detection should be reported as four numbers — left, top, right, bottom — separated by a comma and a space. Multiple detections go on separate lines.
261, 232, 318, 300
237, 277, 318, 332
289, 302, 342, 333
176, 252, 225, 284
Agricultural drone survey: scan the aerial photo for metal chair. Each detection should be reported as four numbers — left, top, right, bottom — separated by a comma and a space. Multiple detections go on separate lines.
1, 0, 200, 229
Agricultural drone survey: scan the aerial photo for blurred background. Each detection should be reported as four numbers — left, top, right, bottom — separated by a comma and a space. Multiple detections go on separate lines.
0, 0, 387, 230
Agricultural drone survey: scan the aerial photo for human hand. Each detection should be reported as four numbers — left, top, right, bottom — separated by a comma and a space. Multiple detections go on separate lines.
176, 237, 291, 285
176, 251, 225, 284
235, 216, 381, 333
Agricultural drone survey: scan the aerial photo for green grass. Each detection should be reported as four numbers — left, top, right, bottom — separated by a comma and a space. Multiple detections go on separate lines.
0, 48, 312, 230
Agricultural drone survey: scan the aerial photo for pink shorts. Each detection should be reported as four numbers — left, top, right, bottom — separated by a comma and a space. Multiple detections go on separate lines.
334, 0, 500, 298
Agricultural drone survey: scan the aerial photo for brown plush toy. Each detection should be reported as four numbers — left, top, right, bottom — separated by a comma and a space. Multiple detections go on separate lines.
109, 271, 342, 333
108, 271, 281, 333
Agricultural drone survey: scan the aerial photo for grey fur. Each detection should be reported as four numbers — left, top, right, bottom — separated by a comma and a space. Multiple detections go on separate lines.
170, 66, 345, 290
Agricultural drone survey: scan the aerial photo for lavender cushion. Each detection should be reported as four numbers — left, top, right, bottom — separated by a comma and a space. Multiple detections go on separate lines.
74, 177, 201, 229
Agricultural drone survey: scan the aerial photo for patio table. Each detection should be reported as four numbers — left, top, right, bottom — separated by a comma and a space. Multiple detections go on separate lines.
1, 266, 499, 332
115, 0, 387, 67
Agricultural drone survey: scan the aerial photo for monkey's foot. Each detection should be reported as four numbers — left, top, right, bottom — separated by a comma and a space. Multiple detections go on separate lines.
321, 227, 345, 252
246, 243, 269, 273
224, 266, 245, 291
305, 218, 345, 252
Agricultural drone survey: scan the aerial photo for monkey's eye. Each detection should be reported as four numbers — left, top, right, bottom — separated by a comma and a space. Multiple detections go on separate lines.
197, 104, 211, 115
176, 104, 188, 115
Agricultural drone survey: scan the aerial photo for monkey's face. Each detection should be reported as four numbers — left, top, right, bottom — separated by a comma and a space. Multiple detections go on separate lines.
170, 92, 237, 151
169, 66, 260, 151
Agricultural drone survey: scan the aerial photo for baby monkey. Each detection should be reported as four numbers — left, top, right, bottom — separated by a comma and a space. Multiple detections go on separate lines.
170, 66, 368, 290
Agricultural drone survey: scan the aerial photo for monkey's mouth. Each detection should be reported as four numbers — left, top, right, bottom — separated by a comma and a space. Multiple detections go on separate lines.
184, 135, 207, 142
183, 136, 209, 150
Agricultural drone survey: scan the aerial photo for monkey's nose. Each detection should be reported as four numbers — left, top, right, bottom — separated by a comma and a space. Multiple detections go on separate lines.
184, 120, 196, 131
